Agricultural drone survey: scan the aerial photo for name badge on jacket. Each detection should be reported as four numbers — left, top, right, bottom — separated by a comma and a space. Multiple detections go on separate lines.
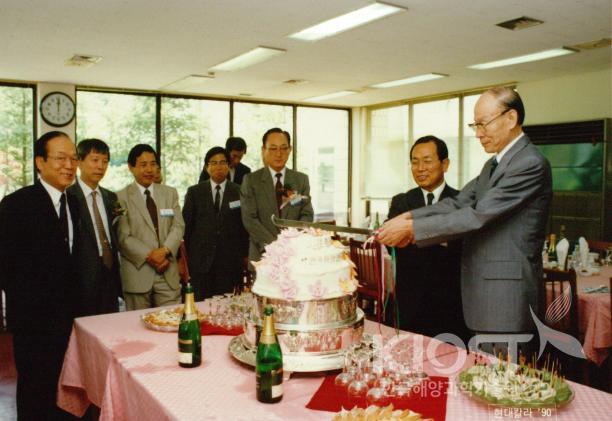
160, 208, 174, 217
229, 200, 241, 209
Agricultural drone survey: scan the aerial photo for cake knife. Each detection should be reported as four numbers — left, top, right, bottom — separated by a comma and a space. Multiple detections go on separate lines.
271, 215, 373, 236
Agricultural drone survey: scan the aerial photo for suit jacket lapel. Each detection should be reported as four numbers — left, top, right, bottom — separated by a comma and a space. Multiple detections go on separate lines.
101, 188, 119, 251
280, 169, 296, 218
129, 182, 156, 233
72, 183, 97, 249
260, 168, 279, 217
489, 135, 530, 186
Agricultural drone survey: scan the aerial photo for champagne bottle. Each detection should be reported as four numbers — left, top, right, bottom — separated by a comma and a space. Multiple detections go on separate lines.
178, 282, 201, 368
256, 306, 283, 403
547, 234, 558, 266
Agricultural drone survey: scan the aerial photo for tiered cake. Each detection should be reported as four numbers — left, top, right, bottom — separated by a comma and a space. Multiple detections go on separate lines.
242, 228, 364, 371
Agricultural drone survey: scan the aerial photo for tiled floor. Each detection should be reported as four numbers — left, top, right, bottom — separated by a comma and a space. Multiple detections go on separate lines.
0, 332, 17, 421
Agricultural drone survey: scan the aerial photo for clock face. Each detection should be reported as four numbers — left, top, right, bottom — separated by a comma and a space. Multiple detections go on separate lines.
40, 92, 75, 127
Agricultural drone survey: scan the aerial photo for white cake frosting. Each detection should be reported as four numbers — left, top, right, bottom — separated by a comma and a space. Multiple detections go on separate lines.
253, 228, 357, 300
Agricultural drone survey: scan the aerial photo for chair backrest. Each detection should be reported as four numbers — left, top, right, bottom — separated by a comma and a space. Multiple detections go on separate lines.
349, 238, 382, 293
540, 268, 579, 338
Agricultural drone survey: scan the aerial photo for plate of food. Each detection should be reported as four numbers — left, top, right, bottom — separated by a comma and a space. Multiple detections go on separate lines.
141, 306, 206, 332
458, 361, 573, 408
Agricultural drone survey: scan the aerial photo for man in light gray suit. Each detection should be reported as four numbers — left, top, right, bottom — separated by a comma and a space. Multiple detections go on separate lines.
241, 128, 313, 266
379, 87, 552, 356
117, 144, 185, 310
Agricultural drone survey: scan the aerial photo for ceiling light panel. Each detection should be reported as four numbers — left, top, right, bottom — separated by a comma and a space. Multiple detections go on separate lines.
304, 91, 357, 102
289, 2, 407, 42
370, 73, 448, 89
161, 75, 214, 91
468, 47, 577, 70
209, 46, 286, 72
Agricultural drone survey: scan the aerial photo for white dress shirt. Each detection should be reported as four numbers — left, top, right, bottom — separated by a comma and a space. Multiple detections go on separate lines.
268, 166, 286, 188
228, 167, 235, 182
78, 177, 111, 256
210, 179, 227, 204
420, 181, 446, 205
39, 177, 74, 252
136, 182, 155, 203
496, 132, 524, 164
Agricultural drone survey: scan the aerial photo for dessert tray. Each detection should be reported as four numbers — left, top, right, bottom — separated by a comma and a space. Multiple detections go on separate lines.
458, 363, 574, 408
141, 306, 206, 332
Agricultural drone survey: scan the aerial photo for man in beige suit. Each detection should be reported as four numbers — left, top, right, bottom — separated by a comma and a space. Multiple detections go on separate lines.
117, 144, 185, 310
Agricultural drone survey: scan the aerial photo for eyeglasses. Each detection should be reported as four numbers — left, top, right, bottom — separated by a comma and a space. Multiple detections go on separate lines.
468, 108, 510, 132
410, 159, 437, 168
47, 155, 78, 165
265, 146, 290, 153
208, 160, 228, 166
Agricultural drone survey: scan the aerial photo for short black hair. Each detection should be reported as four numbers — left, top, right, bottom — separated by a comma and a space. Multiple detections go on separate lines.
410, 135, 449, 161
488, 87, 525, 125
205, 146, 230, 166
77, 138, 110, 161
262, 128, 291, 147
34, 131, 70, 160
225, 137, 247, 153
127, 144, 159, 167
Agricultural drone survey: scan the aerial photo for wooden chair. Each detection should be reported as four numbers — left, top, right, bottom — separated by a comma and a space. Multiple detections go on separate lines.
540, 268, 583, 382
540, 268, 579, 338
349, 238, 382, 320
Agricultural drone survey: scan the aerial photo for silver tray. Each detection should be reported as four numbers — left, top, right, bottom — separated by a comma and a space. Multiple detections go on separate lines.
251, 292, 357, 326
229, 335, 346, 372
242, 308, 364, 356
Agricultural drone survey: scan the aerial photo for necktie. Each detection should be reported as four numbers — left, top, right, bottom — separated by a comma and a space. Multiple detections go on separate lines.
59, 193, 69, 252
92, 191, 113, 269
490, 157, 499, 177
144, 189, 159, 243
427, 192, 434, 206
213, 185, 221, 213
275, 173, 283, 213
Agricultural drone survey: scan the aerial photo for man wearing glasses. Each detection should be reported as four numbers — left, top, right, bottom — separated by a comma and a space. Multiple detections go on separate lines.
183, 146, 248, 300
378, 88, 552, 358
0, 131, 81, 419
241, 127, 313, 268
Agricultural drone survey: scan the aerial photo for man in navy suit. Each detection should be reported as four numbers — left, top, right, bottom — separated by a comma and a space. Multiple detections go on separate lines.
184, 146, 248, 300
68, 138, 121, 316
387, 136, 466, 340
199, 137, 251, 185
0, 131, 81, 420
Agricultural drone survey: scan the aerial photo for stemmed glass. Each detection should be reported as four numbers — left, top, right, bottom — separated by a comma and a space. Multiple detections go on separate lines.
334, 350, 354, 407
347, 352, 370, 408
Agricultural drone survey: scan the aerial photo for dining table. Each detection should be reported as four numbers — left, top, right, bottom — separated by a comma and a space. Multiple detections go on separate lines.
576, 265, 611, 365
57, 301, 612, 421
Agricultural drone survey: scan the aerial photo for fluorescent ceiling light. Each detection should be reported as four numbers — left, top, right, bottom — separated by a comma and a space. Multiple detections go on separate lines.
289, 2, 407, 41
370, 73, 448, 89
304, 91, 357, 102
161, 75, 214, 91
468, 47, 577, 70
209, 46, 286, 72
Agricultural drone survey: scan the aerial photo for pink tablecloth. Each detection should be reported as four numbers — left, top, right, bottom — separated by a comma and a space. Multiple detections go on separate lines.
577, 266, 611, 365
57, 303, 612, 420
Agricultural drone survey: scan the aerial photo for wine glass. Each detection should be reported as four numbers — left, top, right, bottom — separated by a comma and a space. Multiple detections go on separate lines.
366, 386, 390, 407
347, 354, 369, 408
334, 351, 354, 407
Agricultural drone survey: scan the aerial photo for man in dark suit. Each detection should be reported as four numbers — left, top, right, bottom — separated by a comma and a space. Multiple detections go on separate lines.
0, 131, 80, 420
379, 88, 552, 358
388, 136, 467, 340
184, 146, 249, 300
241, 128, 314, 266
67, 138, 121, 315
199, 136, 251, 184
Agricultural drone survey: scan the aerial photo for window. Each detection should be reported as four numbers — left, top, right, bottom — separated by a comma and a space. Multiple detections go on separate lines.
461, 94, 491, 183
296, 107, 349, 223
161, 97, 229, 200
0, 85, 34, 198
233, 102, 293, 171
413, 98, 460, 188
76, 91, 156, 192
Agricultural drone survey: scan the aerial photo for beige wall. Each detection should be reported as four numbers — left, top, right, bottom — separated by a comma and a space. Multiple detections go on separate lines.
518, 68, 612, 125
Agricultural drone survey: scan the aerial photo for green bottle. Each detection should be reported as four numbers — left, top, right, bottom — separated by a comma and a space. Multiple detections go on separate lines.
256, 306, 283, 403
178, 282, 201, 368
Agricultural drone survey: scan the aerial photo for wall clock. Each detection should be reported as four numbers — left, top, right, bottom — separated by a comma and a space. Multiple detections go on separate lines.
39, 91, 76, 127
